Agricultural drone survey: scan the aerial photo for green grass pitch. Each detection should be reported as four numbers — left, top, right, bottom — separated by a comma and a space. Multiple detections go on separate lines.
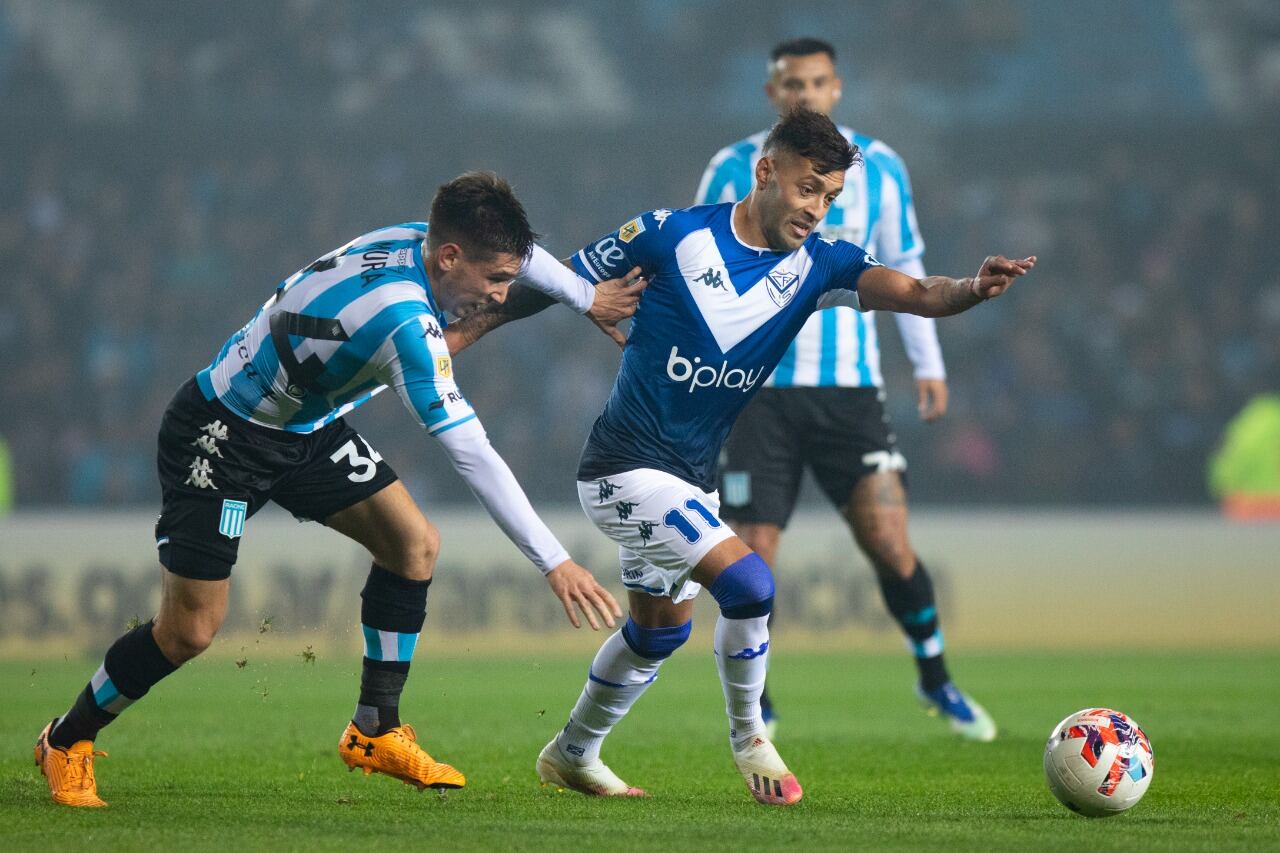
3, 650, 1277, 851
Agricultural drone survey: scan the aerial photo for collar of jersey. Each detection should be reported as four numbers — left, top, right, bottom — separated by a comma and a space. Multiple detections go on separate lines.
414, 241, 447, 325
726, 202, 780, 256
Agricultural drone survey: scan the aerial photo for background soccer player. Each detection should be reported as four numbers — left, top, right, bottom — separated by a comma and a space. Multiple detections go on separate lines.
450, 109, 1033, 805
696, 37, 994, 741
33, 172, 644, 807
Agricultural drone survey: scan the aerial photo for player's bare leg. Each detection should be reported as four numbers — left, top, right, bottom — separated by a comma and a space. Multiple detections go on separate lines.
726, 521, 782, 736
694, 538, 802, 806
327, 481, 465, 789
843, 472, 995, 741
538, 591, 692, 797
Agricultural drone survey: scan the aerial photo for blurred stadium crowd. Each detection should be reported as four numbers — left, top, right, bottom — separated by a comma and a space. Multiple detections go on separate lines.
1, 0, 1277, 507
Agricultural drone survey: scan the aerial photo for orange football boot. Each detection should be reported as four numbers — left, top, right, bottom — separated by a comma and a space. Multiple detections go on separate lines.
34, 720, 108, 807
338, 721, 465, 790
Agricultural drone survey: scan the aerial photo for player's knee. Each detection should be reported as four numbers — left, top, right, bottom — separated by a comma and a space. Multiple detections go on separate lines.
862, 533, 914, 578
415, 519, 441, 574
621, 617, 692, 660
708, 552, 775, 619
385, 517, 438, 581
155, 618, 218, 663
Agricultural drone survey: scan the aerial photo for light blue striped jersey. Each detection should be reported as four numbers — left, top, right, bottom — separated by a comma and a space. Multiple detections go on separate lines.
195, 223, 475, 436
696, 125, 926, 388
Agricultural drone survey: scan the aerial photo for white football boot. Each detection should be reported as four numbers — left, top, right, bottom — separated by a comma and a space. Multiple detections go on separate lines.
731, 733, 803, 805
536, 738, 646, 797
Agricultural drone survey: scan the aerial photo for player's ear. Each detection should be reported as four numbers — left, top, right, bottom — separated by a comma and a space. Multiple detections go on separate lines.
833, 75, 843, 102
755, 155, 774, 192
436, 242, 461, 271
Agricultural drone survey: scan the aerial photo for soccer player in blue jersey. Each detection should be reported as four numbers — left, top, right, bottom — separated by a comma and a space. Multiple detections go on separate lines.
33, 172, 644, 807
448, 110, 1033, 805
698, 37, 994, 742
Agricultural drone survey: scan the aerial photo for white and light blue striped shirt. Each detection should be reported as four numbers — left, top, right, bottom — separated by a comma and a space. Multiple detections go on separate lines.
696, 126, 945, 387
197, 223, 475, 436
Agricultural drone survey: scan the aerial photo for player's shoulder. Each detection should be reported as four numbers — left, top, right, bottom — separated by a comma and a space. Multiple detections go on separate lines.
807, 233, 882, 268
847, 127, 911, 175
347, 221, 429, 246
707, 129, 770, 169
629, 203, 727, 241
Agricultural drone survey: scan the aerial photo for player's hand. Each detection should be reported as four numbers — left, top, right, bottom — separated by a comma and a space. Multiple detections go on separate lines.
971, 255, 1036, 300
545, 559, 623, 630
916, 378, 949, 422
587, 267, 646, 348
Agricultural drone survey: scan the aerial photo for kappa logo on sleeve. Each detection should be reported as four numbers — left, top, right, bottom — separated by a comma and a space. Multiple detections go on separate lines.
618, 217, 646, 243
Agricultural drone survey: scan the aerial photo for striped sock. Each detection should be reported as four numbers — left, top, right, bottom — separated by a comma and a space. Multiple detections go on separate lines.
353, 565, 429, 736
49, 620, 177, 749
876, 559, 950, 691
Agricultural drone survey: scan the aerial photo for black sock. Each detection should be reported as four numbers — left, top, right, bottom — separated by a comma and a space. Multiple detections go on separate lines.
49, 620, 178, 749
875, 559, 951, 692
353, 565, 429, 736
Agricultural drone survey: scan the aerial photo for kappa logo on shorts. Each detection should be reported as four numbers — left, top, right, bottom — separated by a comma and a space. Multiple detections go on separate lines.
185, 457, 218, 490
597, 479, 620, 503
637, 520, 655, 544
218, 499, 248, 539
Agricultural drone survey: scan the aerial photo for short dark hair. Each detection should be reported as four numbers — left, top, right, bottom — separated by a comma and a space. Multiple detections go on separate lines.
763, 107, 860, 175
428, 171, 538, 260
770, 37, 836, 64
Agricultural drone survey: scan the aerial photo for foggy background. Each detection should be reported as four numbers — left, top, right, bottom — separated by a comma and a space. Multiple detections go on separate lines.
2, 0, 1277, 511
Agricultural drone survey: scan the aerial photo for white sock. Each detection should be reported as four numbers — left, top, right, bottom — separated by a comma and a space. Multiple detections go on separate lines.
556, 629, 662, 765
714, 614, 770, 749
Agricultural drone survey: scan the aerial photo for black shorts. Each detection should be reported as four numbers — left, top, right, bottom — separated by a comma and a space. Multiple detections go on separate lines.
718, 387, 906, 528
154, 378, 398, 580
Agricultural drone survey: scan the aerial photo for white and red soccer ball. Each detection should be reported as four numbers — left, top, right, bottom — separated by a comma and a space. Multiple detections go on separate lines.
1043, 708, 1154, 817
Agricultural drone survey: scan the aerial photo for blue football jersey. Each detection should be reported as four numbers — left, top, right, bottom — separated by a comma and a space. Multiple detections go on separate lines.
571, 203, 881, 490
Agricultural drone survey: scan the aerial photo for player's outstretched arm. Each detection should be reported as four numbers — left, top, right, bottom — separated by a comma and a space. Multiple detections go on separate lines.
545, 559, 624, 630
857, 255, 1037, 318
444, 265, 644, 355
432, 421, 621, 630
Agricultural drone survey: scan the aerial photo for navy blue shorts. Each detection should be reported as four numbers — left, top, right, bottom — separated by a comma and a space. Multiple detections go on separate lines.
154, 378, 398, 580
718, 387, 905, 528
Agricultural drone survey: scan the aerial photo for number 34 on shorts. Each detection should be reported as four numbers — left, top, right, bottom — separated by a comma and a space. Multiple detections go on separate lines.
330, 437, 383, 483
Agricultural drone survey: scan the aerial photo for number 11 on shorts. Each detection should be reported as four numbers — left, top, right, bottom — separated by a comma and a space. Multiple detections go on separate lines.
663, 498, 722, 544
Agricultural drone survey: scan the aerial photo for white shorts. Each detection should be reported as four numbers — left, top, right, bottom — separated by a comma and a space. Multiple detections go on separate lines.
577, 468, 736, 604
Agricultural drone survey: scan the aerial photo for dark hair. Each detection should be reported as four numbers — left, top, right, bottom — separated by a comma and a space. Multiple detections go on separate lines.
428, 171, 538, 260
770, 37, 836, 64
763, 107, 860, 175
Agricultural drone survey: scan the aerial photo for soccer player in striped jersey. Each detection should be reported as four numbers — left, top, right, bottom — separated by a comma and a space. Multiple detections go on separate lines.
33, 171, 644, 807
696, 38, 996, 742
448, 109, 1033, 804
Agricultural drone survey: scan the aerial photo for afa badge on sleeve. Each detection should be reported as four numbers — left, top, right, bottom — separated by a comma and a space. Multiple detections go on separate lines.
435, 355, 453, 378
218, 499, 248, 539
618, 217, 646, 243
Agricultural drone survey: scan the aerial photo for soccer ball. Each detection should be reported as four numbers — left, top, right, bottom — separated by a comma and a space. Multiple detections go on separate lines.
1043, 708, 1154, 817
